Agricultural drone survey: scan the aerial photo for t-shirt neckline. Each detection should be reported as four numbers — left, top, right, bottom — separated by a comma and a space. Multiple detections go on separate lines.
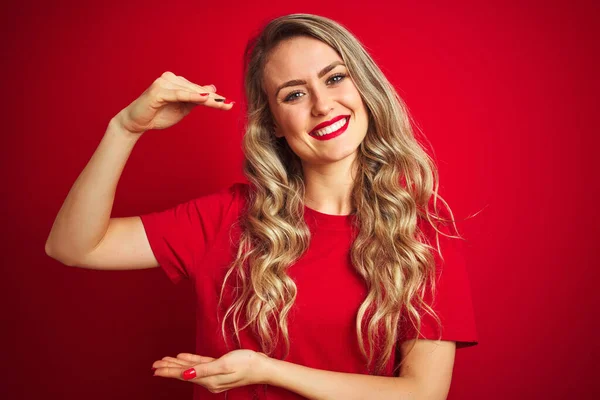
303, 205, 355, 231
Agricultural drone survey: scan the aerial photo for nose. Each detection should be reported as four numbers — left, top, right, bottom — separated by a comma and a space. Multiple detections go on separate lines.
311, 88, 334, 117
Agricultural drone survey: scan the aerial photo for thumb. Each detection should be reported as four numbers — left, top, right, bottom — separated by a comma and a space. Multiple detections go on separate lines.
178, 353, 220, 380
182, 359, 222, 381
183, 367, 198, 380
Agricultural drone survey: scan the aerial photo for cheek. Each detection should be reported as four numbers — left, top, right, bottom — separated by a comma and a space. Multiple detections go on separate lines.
341, 84, 366, 113
280, 110, 308, 133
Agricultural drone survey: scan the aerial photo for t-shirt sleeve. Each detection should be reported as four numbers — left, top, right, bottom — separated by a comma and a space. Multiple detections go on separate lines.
139, 183, 247, 285
401, 222, 479, 349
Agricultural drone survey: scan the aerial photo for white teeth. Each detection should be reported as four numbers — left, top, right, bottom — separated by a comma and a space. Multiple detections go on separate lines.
314, 117, 348, 136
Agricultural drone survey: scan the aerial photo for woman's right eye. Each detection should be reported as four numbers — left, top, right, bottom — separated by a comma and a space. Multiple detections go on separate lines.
284, 91, 304, 102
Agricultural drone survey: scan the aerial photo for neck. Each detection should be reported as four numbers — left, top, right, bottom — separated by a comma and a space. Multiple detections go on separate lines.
301, 154, 357, 215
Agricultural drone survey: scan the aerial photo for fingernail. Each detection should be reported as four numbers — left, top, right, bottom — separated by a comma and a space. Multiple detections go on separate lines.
199, 93, 209, 96
213, 98, 225, 103
210, 84, 217, 91
183, 368, 196, 380
224, 99, 235, 105
151, 367, 157, 371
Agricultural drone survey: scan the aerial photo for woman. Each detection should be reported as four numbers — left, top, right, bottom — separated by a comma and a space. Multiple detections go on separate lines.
45, 13, 478, 400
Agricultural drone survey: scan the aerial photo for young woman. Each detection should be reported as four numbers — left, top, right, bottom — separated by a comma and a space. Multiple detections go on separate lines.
46, 13, 478, 400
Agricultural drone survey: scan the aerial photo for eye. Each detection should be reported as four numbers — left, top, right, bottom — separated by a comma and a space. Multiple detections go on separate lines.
283, 91, 304, 103
282, 73, 347, 103
327, 73, 347, 85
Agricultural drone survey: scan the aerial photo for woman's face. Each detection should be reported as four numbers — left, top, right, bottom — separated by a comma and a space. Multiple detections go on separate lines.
263, 36, 369, 167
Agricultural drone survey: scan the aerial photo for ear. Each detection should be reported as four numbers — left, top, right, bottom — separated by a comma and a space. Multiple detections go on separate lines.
272, 121, 284, 138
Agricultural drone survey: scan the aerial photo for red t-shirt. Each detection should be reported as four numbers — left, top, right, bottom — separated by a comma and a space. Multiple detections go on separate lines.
140, 182, 478, 399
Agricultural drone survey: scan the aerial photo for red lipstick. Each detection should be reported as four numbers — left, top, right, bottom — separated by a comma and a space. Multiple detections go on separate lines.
309, 115, 351, 141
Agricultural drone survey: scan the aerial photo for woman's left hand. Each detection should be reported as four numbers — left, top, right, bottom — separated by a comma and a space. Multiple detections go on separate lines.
152, 350, 271, 394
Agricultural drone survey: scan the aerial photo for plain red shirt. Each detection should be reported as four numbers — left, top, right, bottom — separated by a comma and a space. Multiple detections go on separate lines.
140, 182, 478, 399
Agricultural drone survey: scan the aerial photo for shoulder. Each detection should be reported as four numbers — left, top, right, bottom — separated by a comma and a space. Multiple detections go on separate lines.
416, 214, 466, 275
142, 182, 251, 228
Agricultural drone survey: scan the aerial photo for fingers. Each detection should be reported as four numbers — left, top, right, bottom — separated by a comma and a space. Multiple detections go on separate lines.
151, 86, 234, 110
184, 361, 232, 380
151, 359, 191, 376
152, 354, 215, 371
162, 356, 196, 366
176, 353, 216, 363
152, 88, 206, 105
196, 92, 235, 110
161, 71, 215, 93
152, 360, 223, 380
152, 356, 236, 395
176, 75, 217, 94
154, 357, 190, 368
159, 71, 234, 111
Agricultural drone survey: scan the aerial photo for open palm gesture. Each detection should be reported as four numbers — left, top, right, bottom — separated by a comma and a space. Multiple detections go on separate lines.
152, 349, 270, 394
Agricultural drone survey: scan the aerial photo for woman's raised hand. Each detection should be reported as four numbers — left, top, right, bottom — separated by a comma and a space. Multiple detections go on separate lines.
114, 71, 234, 135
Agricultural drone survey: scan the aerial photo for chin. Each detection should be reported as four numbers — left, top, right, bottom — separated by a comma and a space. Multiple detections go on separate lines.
321, 146, 361, 164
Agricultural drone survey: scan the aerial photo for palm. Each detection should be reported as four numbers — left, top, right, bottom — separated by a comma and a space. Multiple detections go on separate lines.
115, 72, 233, 135
153, 349, 270, 392
150, 102, 194, 130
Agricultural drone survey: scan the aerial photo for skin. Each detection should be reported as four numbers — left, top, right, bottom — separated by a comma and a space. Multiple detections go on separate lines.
152, 350, 270, 393
152, 341, 456, 398
263, 36, 369, 215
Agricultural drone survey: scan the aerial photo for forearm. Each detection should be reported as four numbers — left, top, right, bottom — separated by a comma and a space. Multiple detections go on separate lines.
45, 116, 141, 265
264, 358, 420, 400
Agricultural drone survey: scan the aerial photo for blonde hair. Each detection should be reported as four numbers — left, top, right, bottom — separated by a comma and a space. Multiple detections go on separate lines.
218, 13, 463, 376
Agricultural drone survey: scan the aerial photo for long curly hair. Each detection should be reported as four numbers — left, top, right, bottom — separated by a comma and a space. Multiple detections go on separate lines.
218, 13, 463, 376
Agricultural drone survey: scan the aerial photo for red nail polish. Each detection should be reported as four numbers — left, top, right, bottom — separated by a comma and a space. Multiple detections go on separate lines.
151, 367, 156, 371
200, 93, 209, 96
183, 368, 196, 380
224, 99, 235, 105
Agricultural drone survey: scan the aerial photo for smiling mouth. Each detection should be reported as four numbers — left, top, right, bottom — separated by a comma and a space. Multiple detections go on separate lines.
309, 115, 350, 138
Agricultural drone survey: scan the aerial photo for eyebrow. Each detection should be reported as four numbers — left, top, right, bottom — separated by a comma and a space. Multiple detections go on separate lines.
274, 61, 346, 98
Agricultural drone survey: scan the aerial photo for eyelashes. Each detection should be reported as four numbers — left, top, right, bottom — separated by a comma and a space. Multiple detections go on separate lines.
283, 73, 347, 103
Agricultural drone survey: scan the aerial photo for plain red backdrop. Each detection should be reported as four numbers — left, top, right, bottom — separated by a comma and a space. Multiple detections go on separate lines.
1, 0, 598, 399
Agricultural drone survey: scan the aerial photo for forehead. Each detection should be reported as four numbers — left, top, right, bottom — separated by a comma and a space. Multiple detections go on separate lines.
263, 36, 343, 91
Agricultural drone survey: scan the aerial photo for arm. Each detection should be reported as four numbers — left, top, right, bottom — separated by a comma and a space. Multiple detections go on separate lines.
45, 73, 226, 267
155, 340, 455, 399
263, 339, 456, 400
45, 116, 141, 265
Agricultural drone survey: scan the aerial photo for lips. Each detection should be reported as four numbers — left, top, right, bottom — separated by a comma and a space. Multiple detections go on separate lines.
309, 115, 351, 136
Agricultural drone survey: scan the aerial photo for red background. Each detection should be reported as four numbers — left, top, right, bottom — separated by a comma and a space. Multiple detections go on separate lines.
2, 0, 598, 399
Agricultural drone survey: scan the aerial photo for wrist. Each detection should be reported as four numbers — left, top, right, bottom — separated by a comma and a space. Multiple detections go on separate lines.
256, 353, 278, 386
107, 115, 143, 143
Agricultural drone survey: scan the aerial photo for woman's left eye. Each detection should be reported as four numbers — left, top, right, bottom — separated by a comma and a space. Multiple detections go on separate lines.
327, 73, 346, 84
